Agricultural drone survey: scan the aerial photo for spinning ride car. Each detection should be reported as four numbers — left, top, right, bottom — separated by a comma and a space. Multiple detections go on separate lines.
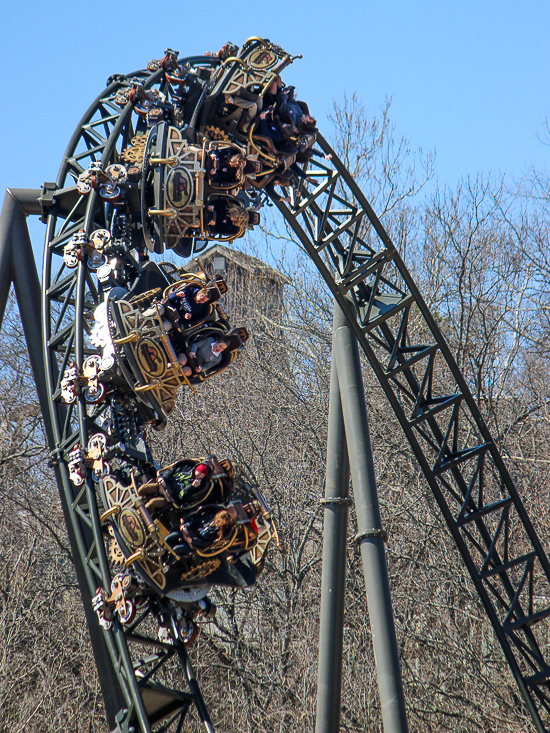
105, 271, 248, 423
197, 39, 319, 197
73, 38, 317, 260
94, 455, 278, 627
59, 261, 248, 428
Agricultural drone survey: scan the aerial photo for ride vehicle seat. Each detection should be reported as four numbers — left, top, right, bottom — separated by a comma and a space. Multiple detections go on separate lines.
184, 326, 249, 381
158, 455, 233, 507
161, 275, 227, 332
180, 502, 251, 553
127, 261, 173, 301
249, 115, 302, 166
160, 460, 213, 509
163, 286, 217, 331
205, 197, 249, 238
206, 147, 247, 188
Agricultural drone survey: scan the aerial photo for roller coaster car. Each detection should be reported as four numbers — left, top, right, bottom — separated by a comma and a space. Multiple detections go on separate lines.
200, 38, 294, 142
200, 40, 314, 168
99, 457, 278, 598
140, 122, 260, 253
104, 283, 246, 421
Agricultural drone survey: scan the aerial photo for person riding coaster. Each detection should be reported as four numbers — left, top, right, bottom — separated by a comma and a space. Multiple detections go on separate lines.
160, 455, 231, 508
248, 100, 317, 168
135, 454, 233, 513
147, 274, 226, 331
205, 143, 261, 188
203, 194, 259, 239
168, 324, 249, 382
198, 37, 296, 138
209, 66, 317, 163
98, 456, 279, 597
140, 456, 277, 565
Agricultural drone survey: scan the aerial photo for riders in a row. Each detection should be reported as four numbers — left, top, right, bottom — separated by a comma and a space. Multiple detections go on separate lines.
141, 278, 235, 378
137, 454, 256, 559
217, 73, 322, 204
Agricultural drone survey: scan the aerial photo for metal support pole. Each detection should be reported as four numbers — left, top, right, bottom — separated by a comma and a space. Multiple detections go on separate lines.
0, 190, 49, 424
315, 312, 351, 733
0, 188, 126, 728
176, 641, 215, 733
333, 302, 409, 733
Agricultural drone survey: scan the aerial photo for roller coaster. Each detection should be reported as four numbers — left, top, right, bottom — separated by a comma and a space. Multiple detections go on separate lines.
2, 36, 550, 733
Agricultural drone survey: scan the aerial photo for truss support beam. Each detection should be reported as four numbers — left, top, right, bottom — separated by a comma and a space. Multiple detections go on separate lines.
274, 125, 550, 727
0, 188, 126, 729
315, 309, 351, 733
334, 302, 409, 733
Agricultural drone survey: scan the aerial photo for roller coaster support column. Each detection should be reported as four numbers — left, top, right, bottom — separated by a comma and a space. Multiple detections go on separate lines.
0, 188, 126, 729
0, 189, 48, 414
334, 302, 409, 733
315, 316, 351, 733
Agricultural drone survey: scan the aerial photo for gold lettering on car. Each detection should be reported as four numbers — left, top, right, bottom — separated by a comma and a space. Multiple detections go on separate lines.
249, 49, 278, 70
136, 338, 167, 378
119, 508, 146, 548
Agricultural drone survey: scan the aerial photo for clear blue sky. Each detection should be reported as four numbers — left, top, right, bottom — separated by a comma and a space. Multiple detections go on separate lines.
2, 0, 549, 254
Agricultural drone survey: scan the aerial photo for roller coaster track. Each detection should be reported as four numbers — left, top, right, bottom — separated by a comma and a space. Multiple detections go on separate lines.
40, 46, 550, 732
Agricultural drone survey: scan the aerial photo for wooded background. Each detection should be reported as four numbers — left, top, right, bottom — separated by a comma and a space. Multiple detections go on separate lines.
2, 98, 550, 732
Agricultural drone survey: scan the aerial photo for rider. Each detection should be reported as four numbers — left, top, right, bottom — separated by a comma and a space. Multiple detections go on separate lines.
158, 459, 212, 507
180, 504, 239, 551
207, 149, 247, 184
164, 505, 238, 557
143, 284, 216, 328
165, 284, 213, 323
205, 200, 248, 235
188, 335, 231, 374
